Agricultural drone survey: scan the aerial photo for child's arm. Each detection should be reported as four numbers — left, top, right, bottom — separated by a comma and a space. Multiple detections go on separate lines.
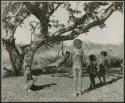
70, 50, 74, 63
81, 49, 85, 63
87, 63, 91, 74
94, 61, 98, 74
24, 70, 28, 83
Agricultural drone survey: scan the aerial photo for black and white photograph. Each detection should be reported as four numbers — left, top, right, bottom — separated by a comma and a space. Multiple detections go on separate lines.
1, 1, 124, 102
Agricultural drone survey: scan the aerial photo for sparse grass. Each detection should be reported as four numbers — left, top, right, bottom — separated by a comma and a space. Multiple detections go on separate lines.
1, 68, 123, 102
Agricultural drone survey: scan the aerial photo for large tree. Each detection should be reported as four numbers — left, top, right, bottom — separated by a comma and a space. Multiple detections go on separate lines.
1, 1, 123, 75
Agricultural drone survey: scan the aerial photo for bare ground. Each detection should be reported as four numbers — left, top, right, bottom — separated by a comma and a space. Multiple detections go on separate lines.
1, 70, 124, 102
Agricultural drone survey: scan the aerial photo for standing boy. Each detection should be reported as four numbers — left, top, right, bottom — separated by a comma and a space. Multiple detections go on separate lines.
88, 54, 98, 90
24, 64, 38, 91
98, 51, 108, 84
72, 39, 85, 96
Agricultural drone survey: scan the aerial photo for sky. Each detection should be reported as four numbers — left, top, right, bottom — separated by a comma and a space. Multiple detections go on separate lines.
13, 2, 124, 45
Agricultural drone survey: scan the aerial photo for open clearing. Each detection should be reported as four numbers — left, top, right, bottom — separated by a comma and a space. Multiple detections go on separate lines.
1, 68, 124, 102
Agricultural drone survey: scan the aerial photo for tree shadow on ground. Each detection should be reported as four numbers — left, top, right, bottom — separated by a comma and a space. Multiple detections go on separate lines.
30, 83, 57, 91
82, 75, 122, 95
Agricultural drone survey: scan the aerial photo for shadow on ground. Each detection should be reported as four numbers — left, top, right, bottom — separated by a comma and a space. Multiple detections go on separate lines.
30, 83, 57, 91
49, 68, 123, 78
82, 75, 122, 95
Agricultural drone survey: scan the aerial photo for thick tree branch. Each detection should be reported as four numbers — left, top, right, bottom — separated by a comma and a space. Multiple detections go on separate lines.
51, 24, 76, 36
51, 2, 119, 38
52, 2, 116, 39
49, 3, 116, 42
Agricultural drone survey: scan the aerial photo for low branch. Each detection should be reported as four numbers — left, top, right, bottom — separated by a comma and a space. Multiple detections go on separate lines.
50, 2, 116, 42
51, 2, 118, 38
52, 18, 110, 42
51, 24, 76, 36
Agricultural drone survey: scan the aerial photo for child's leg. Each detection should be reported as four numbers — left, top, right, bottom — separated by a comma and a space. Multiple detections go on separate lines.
98, 76, 102, 84
24, 70, 28, 84
73, 69, 78, 95
98, 71, 102, 84
103, 75, 106, 83
89, 74, 95, 89
91, 75, 94, 89
78, 69, 82, 94
89, 75, 93, 89
102, 69, 106, 83
93, 76, 96, 88
27, 80, 34, 91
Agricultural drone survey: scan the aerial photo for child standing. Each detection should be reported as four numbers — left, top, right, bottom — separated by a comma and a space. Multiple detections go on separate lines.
98, 51, 108, 84
72, 39, 85, 96
24, 64, 38, 91
88, 54, 98, 90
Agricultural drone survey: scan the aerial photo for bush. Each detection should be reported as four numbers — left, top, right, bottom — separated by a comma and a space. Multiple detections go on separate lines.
110, 57, 122, 67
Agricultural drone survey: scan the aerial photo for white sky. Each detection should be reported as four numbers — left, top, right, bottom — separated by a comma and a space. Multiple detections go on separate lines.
13, 2, 124, 45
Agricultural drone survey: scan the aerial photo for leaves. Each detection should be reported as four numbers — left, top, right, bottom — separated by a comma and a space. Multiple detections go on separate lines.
114, 2, 123, 14
68, 8, 81, 14
63, 2, 71, 9
2, 2, 30, 32
84, 2, 109, 12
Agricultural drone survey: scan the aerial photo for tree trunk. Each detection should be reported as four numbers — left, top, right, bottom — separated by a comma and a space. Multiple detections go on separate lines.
2, 38, 24, 76
22, 41, 44, 70
23, 2, 49, 72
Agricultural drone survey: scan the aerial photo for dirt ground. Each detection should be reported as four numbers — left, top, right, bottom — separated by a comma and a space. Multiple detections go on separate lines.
1, 68, 124, 102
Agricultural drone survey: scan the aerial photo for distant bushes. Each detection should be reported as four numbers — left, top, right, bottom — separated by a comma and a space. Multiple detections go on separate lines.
20, 43, 125, 74
109, 57, 123, 67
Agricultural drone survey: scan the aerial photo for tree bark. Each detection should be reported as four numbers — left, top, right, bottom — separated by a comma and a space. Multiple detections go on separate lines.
23, 2, 49, 72
2, 38, 24, 75
2, 2, 29, 75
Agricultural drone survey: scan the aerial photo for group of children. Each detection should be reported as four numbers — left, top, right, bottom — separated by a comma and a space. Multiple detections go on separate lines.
88, 52, 107, 90
71, 39, 108, 96
23, 38, 108, 97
